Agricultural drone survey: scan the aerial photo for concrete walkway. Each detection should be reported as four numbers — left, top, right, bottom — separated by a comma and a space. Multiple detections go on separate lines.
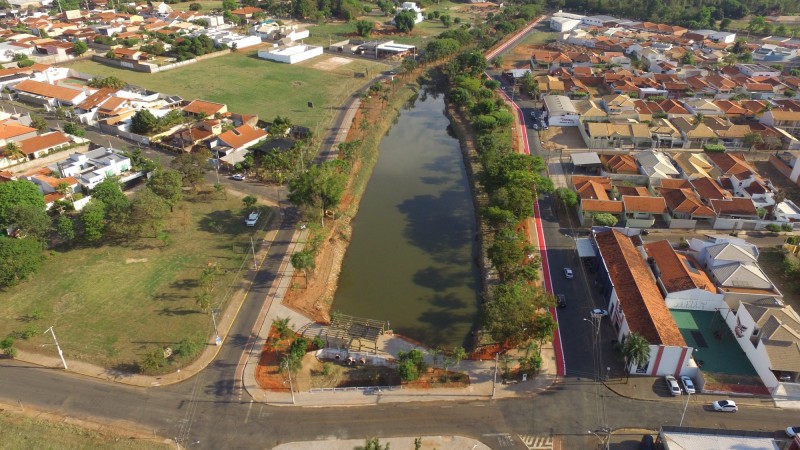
274, 436, 492, 450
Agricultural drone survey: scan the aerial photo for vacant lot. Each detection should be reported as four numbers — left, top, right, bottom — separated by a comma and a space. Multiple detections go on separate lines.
66, 51, 389, 136
0, 411, 169, 450
171, 0, 222, 11
0, 193, 266, 369
758, 249, 800, 311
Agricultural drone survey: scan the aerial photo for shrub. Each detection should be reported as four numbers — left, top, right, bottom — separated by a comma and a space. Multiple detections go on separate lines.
781, 223, 794, 232
173, 337, 202, 360
703, 143, 726, 153
766, 223, 782, 233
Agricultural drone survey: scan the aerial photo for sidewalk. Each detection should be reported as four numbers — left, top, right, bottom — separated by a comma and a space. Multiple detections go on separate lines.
274, 436, 492, 450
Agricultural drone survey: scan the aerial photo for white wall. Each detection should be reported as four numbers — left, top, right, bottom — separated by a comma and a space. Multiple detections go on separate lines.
258, 45, 323, 64
665, 289, 726, 311
723, 304, 779, 390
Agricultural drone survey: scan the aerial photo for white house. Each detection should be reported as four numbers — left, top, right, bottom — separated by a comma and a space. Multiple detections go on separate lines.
774, 200, 800, 223
735, 63, 781, 78
54, 147, 132, 190
635, 150, 680, 181
643, 240, 726, 311
542, 95, 580, 126
550, 16, 581, 32
396, 2, 424, 24
581, 14, 617, 27
258, 44, 323, 64
594, 229, 694, 377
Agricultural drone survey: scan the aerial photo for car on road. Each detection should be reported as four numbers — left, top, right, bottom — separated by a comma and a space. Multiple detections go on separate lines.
590, 308, 608, 317
680, 375, 696, 394
664, 375, 681, 396
786, 426, 800, 437
711, 399, 738, 412
530, 111, 537, 119
244, 210, 260, 227
563, 267, 574, 279
231, 174, 245, 181
556, 294, 566, 308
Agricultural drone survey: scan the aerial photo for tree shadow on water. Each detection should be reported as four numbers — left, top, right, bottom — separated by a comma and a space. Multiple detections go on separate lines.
396, 189, 474, 260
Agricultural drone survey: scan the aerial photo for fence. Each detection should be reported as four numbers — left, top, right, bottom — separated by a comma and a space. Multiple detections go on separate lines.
309, 385, 401, 394
91, 49, 232, 74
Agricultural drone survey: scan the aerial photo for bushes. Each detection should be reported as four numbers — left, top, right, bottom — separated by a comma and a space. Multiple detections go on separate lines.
397, 349, 425, 381
703, 143, 726, 153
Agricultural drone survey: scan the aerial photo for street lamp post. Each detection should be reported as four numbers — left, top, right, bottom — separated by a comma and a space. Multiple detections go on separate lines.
679, 389, 691, 426
583, 316, 602, 381
43, 326, 67, 370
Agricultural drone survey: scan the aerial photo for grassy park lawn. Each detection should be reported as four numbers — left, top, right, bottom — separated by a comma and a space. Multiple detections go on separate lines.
66, 50, 389, 136
0, 412, 169, 450
0, 193, 266, 370
171, 0, 222, 11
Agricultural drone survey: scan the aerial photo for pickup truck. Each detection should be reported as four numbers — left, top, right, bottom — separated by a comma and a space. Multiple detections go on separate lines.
245, 211, 260, 227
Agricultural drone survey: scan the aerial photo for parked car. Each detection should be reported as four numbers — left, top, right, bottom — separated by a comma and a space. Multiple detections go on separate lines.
563, 267, 574, 279
244, 210, 260, 227
711, 400, 738, 412
639, 435, 654, 450
541, 122, 549, 130
590, 308, 608, 317
786, 426, 800, 438
680, 375, 696, 394
530, 111, 537, 119
231, 174, 245, 181
664, 375, 681, 396
557, 294, 566, 308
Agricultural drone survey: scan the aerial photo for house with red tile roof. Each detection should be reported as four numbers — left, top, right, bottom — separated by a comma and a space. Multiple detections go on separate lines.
0, 121, 38, 146
593, 229, 692, 376
659, 185, 716, 228
643, 239, 723, 309
600, 154, 638, 175
183, 99, 227, 117
17, 131, 71, 160
215, 124, 267, 152
13, 79, 87, 106
622, 195, 667, 228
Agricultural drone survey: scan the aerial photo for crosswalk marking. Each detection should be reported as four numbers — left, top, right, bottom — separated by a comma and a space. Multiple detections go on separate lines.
518, 434, 553, 450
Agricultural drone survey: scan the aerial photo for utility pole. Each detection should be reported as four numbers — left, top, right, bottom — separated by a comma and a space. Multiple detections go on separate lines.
250, 237, 258, 270
491, 352, 499, 398
283, 360, 296, 404
44, 326, 67, 370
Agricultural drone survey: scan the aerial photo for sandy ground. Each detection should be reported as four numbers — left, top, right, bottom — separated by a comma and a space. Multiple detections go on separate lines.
312, 56, 353, 71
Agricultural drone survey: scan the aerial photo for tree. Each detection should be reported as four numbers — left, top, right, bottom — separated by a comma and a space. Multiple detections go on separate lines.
91, 178, 129, 222
290, 250, 315, 288
196, 291, 212, 313
88, 76, 126, 89
355, 20, 374, 37
0, 237, 44, 288
30, 114, 48, 133
744, 132, 764, 152
242, 195, 258, 211
189, 2, 202, 10
692, 112, 704, 125
488, 227, 527, 279
55, 215, 75, 244
622, 332, 650, 373
555, 187, 578, 208
147, 168, 183, 212
394, 10, 416, 33
719, 18, 732, 30
222, 0, 237, 10
62, 122, 84, 137
0, 336, 16, 358
139, 347, 167, 374
440, 14, 451, 27
130, 188, 169, 237
482, 282, 554, 345
483, 206, 516, 230
80, 199, 106, 243
73, 40, 89, 55
171, 149, 212, 189
130, 109, 158, 134
3, 141, 24, 163
0, 180, 46, 228
397, 349, 425, 381
681, 52, 695, 65
7, 205, 51, 242
592, 213, 618, 227
272, 317, 294, 339
288, 160, 347, 226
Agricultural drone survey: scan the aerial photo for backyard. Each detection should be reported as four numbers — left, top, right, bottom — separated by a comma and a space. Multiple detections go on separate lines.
0, 191, 268, 371
65, 51, 390, 137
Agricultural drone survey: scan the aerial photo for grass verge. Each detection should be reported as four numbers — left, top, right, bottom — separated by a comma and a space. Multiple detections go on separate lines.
0, 411, 169, 449
0, 192, 268, 371
65, 51, 389, 134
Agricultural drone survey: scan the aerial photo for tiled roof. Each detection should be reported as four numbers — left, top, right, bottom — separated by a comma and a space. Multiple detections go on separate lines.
18, 131, 69, 155
601, 154, 638, 174
710, 197, 758, 216
595, 230, 686, 347
690, 177, 731, 200
707, 152, 755, 177
767, 110, 800, 121
660, 187, 715, 217
14, 79, 84, 103
622, 195, 666, 213
617, 186, 650, 197
659, 178, 692, 190
0, 121, 36, 140
644, 240, 716, 293
581, 198, 624, 213
77, 87, 117, 111
671, 153, 720, 179
573, 175, 611, 200
217, 124, 267, 149
183, 99, 226, 116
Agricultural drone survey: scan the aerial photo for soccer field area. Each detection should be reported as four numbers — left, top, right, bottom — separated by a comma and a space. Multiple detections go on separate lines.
67, 50, 390, 134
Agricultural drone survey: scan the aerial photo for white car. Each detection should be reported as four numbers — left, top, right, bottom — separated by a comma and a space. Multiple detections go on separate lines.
590, 309, 608, 317
563, 268, 574, 279
712, 400, 738, 412
680, 375, 696, 394
786, 426, 800, 438
231, 174, 245, 181
665, 375, 681, 396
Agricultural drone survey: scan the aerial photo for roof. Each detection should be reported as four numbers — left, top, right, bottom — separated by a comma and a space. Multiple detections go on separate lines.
183, 99, 226, 116
18, 131, 69, 155
0, 121, 36, 140
622, 195, 666, 213
660, 430, 779, 450
217, 124, 267, 149
707, 152, 755, 177
570, 152, 601, 166
587, 122, 650, 139
671, 152, 721, 179
635, 150, 679, 178
711, 262, 772, 289
573, 175, 611, 200
14, 79, 84, 103
660, 187, 716, 217
543, 95, 577, 115
594, 229, 687, 347
705, 242, 758, 262
690, 177, 731, 200
77, 87, 117, 111
767, 109, 800, 121
643, 240, 715, 293
581, 198, 624, 213
710, 197, 758, 217
601, 154, 638, 174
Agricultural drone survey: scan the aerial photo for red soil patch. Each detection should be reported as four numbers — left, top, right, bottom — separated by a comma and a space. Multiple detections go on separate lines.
255, 326, 298, 391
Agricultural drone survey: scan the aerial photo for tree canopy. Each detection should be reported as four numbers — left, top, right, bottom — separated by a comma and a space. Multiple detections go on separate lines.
0, 180, 46, 228
0, 237, 44, 288
482, 282, 555, 346
394, 10, 417, 33
288, 160, 348, 223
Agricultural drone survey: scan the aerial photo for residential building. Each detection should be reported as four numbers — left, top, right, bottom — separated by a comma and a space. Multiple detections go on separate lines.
542, 95, 580, 126
13, 79, 87, 106
183, 99, 228, 117
17, 131, 70, 161
581, 122, 651, 149
671, 152, 722, 180
593, 229, 692, 376
0, 121, 38, 146
600, 154, 638, 175
635, 150, 680, 182
761, 109, 800, 139
214, 124, 267, 152
622, 195, 667, 227
54, 147, 132, 189
643, 239, 724, 310
735, 63, 781, 78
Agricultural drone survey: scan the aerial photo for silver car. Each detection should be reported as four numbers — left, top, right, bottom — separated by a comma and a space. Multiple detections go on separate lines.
665, 375, 681, 396
680, 375, 696, 394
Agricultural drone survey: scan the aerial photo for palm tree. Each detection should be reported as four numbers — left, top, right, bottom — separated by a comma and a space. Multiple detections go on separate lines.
4, 142, 24, 162
744, 132, 764, 152
622, 332, 650, 379
55, 182, 72, 202
272, 317, 294, 339
692, 112, 705, 125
